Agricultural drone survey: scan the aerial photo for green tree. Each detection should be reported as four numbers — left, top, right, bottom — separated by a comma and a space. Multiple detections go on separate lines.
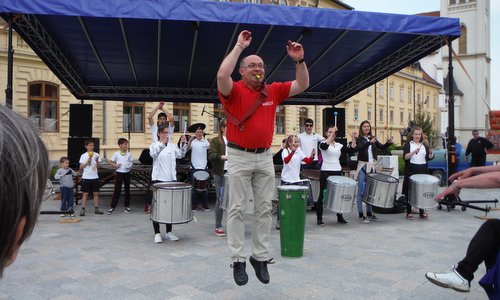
409, 104, 438, 147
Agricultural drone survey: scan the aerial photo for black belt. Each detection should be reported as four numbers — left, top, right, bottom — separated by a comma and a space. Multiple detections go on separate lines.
227, 142, 269, 154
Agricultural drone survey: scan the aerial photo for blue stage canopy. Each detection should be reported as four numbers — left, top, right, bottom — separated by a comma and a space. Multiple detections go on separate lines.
0, 0, 460, 105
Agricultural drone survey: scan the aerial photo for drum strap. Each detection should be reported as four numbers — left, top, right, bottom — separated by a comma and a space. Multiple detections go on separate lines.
224, 83, 269, 131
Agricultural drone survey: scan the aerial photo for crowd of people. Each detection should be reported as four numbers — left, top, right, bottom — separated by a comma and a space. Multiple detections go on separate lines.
1, 30, 498, 297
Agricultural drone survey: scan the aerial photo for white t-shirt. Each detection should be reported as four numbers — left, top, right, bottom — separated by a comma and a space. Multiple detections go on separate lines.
149, 141, 187, 181
79, 152, 102, 179
281, 148, 306, 183
190, 138, 210, 169
409, 141, 427, 165
320, 141, 342, 171
111, 151, 134, 173
298, 132, 324, 162
150, 124, 175, 142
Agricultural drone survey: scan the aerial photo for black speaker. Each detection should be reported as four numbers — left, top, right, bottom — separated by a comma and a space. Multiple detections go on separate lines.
69, 104, 93, 137
67, 138, 100, 169
139, 148, 153, 165
322, 107, 345, 138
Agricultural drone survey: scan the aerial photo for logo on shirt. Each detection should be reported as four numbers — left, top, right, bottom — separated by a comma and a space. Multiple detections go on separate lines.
262, 101, 273, 106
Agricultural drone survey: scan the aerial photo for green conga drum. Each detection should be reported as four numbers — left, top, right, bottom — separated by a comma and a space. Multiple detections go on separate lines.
277, 185, 308, 258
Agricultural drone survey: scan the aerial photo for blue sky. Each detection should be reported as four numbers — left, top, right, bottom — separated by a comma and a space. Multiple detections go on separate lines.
345, 0, 499, 110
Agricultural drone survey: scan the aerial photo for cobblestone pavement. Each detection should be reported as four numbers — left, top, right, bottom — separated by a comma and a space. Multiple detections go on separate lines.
0, 186, 498, 299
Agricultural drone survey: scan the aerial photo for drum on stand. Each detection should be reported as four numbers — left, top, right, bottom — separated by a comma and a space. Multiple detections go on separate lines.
325, 176, 356, 213
151, 182, 193, 224
193, 170, 210, 191
221, 173, 254, 214
409, 174, 439, 209
363, 173, 399, 208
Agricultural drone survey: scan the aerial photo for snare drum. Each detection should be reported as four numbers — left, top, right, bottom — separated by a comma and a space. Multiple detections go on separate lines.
221, 173, 254, 213
302, 169, 320, 204
363, 173, 399, 208
151, 182, 193, 224
193, 170, 210, 191
409, 174, 439, 209
325, 176, 356, 213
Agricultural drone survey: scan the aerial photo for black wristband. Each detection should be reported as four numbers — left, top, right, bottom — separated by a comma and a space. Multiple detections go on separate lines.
295, 58, 305, 65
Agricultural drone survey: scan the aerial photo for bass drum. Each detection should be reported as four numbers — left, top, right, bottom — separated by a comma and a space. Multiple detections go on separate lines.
221, 173, 254, 214
363, 173, 399, 208
409, 174, 439, 209
151, 182, 193, 224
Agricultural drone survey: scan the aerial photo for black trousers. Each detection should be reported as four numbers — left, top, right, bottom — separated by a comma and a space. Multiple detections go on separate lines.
457, 219, 500, 281
316, 170, 342, 220
110, 172, 131, 208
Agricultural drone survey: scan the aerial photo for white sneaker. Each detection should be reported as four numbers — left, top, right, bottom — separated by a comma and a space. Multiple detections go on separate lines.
165, 232, 179, 241
154, 233, 163, 243
425, 266, 470, 292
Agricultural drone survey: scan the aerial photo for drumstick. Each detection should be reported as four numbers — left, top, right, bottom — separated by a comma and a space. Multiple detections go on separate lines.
183, 120, 187, 136
334, 111, 338, 127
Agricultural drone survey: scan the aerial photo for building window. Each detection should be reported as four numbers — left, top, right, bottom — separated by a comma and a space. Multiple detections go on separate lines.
213, 103, 225, 133
459, 25, 467, 54
275, 105, 285, 134
389, 110, 394, 123
367, 107, 372, 121
28, 82, 59, 132
367, 86, 373, 96
449, 0, 456, 4
298, 107, 308, 132
408, 91, 412, 104
173, 103, 190, 132
390, 86, 394, 100
379, 109, 384, 122
379, 85, 385, 98
123, 102, 144, 132
400, 88, 404, 102
400, 111, 404, 124
417, 93, 421, 105
354, 106, 359, 121
408, 112, 412, 122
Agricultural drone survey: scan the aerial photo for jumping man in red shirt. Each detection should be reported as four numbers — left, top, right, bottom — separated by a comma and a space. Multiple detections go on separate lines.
217, 30, 309, 286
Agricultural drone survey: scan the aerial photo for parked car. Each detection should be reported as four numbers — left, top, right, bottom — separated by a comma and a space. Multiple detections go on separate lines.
428, 144, 493, 185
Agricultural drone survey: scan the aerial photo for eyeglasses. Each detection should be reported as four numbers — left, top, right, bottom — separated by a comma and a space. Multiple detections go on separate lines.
305, 124, 313, 127
242, 63, 265, 69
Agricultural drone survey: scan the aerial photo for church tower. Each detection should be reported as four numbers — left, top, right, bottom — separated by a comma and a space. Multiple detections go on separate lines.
440, 0, 491, 143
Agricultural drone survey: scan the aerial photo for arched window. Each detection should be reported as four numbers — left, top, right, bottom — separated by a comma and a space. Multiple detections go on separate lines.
28, 82, 59, 132
275, 105, 286, 134
459, 25, 467, 54
298, 107, 308, 132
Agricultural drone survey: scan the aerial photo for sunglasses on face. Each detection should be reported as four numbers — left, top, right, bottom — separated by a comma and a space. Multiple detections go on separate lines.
305, 124, 313, 127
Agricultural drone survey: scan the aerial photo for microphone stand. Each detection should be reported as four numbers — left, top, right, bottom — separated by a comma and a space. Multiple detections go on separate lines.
201, 105, 222, 121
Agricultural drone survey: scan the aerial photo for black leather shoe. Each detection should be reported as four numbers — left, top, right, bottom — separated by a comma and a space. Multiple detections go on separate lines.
230, 261, 248, 286
317, 219, 324, 226
337, 214, 348, 224
249, 256, 274, 284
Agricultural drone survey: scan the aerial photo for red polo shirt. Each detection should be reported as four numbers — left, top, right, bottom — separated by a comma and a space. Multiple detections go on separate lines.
219, 80, 291, 148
